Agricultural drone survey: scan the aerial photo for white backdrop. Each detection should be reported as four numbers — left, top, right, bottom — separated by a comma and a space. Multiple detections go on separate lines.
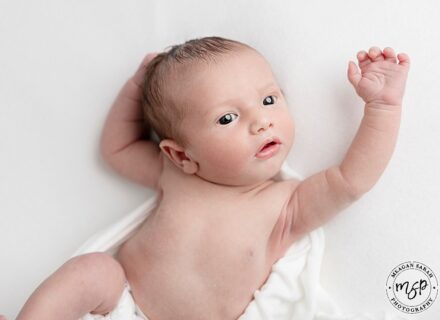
1, 0, 440, 319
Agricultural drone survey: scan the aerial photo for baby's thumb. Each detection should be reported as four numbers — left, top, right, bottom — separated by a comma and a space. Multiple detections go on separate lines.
347, 61, 361, 88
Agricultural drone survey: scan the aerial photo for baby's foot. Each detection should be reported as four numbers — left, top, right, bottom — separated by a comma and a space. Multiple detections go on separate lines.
348, 46, 410, 105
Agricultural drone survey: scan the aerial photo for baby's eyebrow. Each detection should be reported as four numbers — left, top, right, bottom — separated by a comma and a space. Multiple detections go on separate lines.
202, 101, 237, 120
211, 82, 279, 108
210, 97, 241, 110
259, 81, 279, 93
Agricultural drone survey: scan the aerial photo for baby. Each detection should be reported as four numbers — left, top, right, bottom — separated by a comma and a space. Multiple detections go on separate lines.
16, 37, 410, 319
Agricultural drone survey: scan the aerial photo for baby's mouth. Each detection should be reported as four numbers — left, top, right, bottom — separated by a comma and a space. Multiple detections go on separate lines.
257, 137, 281, 152
256, 137, 281, 158
260, 141, 277, 151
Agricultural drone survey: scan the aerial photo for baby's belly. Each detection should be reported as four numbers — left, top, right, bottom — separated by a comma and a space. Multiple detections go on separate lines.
117, 225, 274, 320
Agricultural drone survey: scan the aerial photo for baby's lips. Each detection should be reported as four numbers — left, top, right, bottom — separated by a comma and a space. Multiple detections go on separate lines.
256, 136, 281, 153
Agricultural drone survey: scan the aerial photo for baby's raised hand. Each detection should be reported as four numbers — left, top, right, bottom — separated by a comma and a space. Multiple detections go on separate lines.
348, 47, 410, 106
122, 53, 158, 102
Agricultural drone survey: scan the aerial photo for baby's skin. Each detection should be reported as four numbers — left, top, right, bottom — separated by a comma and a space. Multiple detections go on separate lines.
16, 46, 410, 320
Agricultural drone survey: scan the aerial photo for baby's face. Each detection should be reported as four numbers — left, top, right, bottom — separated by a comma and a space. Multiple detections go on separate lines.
169, 48, 295, 187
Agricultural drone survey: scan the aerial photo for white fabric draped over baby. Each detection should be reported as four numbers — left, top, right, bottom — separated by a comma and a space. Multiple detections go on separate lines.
76, 163, 406, 320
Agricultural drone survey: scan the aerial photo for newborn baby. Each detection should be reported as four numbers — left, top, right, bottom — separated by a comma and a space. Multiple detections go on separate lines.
17, 37, 410, 320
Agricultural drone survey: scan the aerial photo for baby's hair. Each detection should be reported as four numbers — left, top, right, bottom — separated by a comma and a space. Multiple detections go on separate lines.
142, 36, 251, 145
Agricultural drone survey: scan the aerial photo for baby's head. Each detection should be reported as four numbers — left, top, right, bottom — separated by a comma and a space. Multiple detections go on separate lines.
142, 36, 295, 187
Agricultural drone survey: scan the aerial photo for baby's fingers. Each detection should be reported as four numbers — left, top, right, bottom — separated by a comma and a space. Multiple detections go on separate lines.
133, 53, 159, 87
357, 50, 370, 68
397, 52, 410, 68
118, 53, 158, 102
347, 60, 361, 88
383, 47, 397, 63
368, 47, 385, 62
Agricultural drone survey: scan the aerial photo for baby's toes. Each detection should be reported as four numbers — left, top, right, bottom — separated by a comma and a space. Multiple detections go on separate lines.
383, 47, 397, 63
368, 46, 385, 62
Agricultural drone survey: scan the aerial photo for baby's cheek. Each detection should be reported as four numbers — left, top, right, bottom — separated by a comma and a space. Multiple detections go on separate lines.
204, 142, 249, 171
280, 115, 295, 146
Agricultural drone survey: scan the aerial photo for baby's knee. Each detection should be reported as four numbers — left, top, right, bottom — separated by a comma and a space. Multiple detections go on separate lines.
65, 252, 125, 284
18, 253, 126, 318
68, 252, 124, 272
63, 252, 127, 313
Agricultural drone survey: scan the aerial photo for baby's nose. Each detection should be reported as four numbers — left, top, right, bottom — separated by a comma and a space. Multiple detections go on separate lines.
250, 117, 273, 134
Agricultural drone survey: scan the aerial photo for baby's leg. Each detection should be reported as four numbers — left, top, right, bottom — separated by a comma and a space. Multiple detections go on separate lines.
17, 252, 126, 320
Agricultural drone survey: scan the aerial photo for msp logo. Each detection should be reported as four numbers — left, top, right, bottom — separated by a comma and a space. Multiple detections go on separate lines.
386, 261, 438, 314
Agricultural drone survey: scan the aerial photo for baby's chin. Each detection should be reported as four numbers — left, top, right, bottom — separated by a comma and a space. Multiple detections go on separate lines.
195, 148, 289, 187
203, 163, 284, 188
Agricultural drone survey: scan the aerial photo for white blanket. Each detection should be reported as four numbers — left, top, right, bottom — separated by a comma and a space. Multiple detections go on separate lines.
75, 163, 406, 320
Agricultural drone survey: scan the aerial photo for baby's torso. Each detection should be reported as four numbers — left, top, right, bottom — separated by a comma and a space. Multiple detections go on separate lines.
116, 157, 298, 320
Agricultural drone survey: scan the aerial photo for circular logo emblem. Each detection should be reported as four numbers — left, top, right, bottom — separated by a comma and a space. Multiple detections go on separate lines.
386, 261, 438, 314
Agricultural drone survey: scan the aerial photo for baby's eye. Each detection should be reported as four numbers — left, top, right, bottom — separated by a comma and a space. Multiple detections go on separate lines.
263, 95, 277, 106
217, 113, 238, 125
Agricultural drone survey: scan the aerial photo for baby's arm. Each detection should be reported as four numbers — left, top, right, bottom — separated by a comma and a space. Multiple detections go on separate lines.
17, 253, 126, 320
100, 53, 162, 190
282, 47, 410, 244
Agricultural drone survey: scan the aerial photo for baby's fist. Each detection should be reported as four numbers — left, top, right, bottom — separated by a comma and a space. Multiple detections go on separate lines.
348, 47, 410, 106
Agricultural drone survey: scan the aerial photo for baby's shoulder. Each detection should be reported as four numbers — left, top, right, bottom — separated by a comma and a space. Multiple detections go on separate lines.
252, 178, 301, 216
262, 177, 300, 197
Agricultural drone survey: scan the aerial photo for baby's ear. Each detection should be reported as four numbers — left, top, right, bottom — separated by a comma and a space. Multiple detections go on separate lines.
159, 139, 198, 174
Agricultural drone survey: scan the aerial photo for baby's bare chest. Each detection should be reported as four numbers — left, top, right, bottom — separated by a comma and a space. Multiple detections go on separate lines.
117, 181, 296, 319
150, 179, 295, 260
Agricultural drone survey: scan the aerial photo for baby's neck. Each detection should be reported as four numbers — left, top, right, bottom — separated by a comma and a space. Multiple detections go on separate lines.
161, 155, 277, 196
195, 174, 275, 195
